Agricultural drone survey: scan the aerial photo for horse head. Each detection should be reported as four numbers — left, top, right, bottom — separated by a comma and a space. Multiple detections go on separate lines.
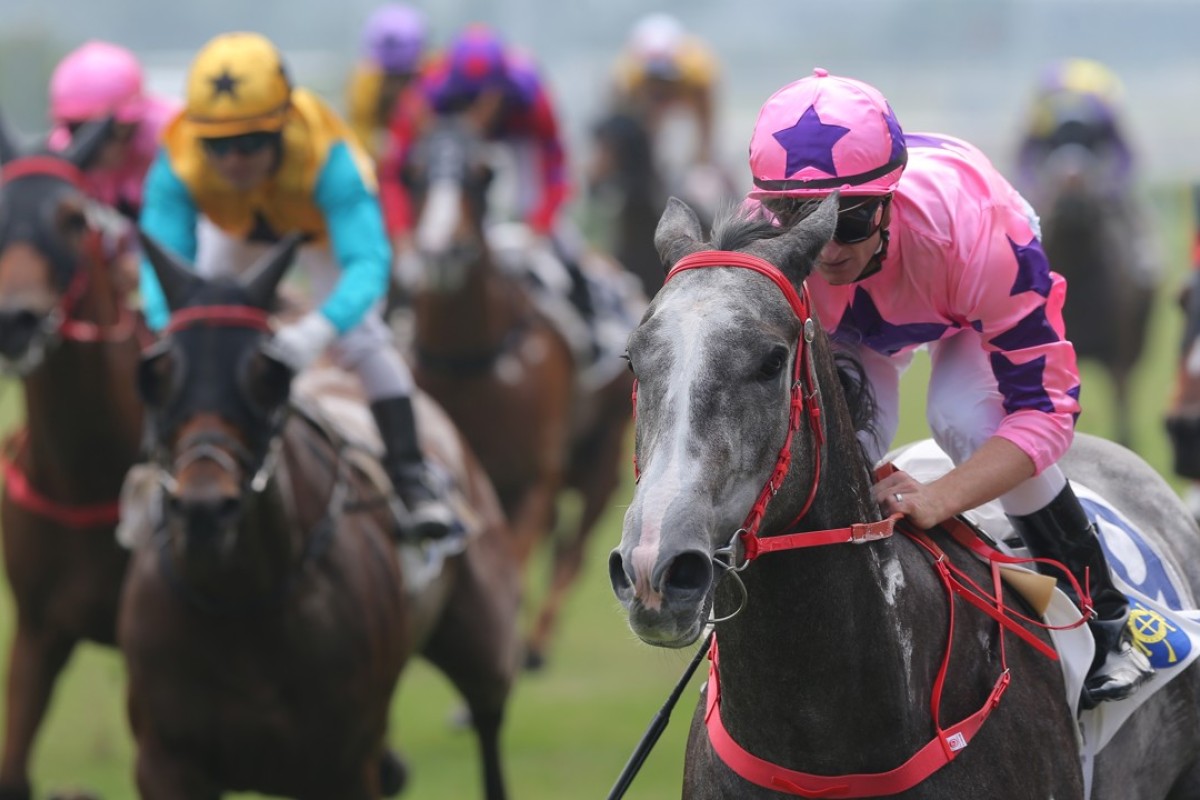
137, 231, 301, 566
405, 115, 495, 291
0, 112, 115, 373
608, 195, 839, 647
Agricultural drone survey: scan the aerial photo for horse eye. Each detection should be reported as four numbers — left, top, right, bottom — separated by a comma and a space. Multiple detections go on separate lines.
622, 352, 635, 374
758, 346, 788, 381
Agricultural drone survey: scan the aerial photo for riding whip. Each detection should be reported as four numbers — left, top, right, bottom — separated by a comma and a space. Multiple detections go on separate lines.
605, 630, 714, 800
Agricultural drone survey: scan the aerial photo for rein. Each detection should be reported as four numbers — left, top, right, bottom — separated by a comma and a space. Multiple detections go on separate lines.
622, 249, 1079, 798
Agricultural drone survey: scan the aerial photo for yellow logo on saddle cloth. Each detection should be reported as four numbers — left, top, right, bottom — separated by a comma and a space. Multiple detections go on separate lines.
1129, 601, 1186, 666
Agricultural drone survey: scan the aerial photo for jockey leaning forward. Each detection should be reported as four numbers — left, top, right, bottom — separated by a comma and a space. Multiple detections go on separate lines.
378, 24, 598, 331
745, 68, 1153, 708
138, 31, 453, 542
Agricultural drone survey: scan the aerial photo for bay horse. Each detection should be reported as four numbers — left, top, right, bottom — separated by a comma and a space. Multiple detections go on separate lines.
404, 115, 634, 668
1165, 187, 1200, 523
1029, 141, 1155, 447
609, 196, 1200, 798
0, 117, 147, 800
121, 234, 520, 798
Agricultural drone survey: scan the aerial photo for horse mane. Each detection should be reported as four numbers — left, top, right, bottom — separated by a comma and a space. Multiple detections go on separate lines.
707, 206, 880, 458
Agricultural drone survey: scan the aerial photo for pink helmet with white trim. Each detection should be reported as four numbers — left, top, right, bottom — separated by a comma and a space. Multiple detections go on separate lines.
748, 68, 907, 199
50, 41, 146, 125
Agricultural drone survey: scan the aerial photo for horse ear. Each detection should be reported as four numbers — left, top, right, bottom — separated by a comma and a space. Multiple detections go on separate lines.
0, 109, 23, 165
138, 230, 203, 311
62, 116, 116, 170
749, 193, 839, 281
240, 232, 304, 309
654, 196, 705, 271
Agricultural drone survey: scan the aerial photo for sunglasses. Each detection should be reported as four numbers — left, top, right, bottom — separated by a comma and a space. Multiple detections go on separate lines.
202, 132, 278, 157
65, 121, 137, 143
834, 197, 887, 244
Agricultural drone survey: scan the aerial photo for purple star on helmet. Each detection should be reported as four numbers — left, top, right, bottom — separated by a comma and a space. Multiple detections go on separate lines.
882, 104, 905, 163
209, 68, 241, 100
772, 105, 850, 178
1009, 235, 1053, 297
831, 287, 952, 356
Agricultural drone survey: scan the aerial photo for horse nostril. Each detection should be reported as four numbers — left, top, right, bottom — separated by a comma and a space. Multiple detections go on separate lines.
664, 552, 711, 594
608, 551, 633, 593
0, 308, 45, 359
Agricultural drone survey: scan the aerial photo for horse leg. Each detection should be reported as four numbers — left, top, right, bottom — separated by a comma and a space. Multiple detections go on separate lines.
526, 415, 628, 670
422, 549, 517, 800
506, 478, 561, 570
0, 619, 76, 800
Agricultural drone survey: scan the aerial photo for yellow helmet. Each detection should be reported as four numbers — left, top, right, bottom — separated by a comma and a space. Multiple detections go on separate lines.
185, 32, 292, 138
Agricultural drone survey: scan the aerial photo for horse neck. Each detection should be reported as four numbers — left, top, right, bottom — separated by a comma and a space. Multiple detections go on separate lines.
18, 269, 143, 497
710, 343, 943, 771
414, 244, 525, 355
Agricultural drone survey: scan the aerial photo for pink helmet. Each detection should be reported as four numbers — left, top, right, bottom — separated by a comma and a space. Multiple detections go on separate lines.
748, 68, 907, 199
50, 40, 146, 125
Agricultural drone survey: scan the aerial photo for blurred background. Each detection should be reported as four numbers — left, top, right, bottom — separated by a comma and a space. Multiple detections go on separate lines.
1, 0, 1199, 798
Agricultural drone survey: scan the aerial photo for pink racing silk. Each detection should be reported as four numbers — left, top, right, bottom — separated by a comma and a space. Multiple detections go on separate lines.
48, 93, 180, 216
748, 132, 1081, 475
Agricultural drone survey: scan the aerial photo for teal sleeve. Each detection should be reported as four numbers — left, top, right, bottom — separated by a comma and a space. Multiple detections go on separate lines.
313, 142, 392, 333
138, 151, 199, 331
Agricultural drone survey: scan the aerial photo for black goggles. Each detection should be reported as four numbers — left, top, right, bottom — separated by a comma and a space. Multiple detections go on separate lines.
834, 197, 888, 244
202, 132, 278, 157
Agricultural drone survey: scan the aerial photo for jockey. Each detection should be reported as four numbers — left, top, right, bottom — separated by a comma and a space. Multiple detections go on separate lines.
379, 24, 596, 327
611, 13, 718, 168
48, 40, 180, 221
138, 31, 453, 543
1015, 57, 1134, 206
344, 3, 429, 160
746, 68, 1153, 707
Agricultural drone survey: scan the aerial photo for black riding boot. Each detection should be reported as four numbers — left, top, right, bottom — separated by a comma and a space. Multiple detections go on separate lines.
1008, 483, 1153, 709
370, 396, 454, 543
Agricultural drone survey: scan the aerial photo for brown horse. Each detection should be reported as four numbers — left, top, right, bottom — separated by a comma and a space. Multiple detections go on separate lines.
0, 117, 147, 800
121, 234, 520, 798
404, 116, 634, 668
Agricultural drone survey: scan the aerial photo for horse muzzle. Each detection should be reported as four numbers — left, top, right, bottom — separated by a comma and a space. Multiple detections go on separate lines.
608, 544, 714, 648
0, 305, 58, 375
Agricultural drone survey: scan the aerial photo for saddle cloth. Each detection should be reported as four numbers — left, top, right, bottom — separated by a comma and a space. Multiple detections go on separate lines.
892, 439, 1200, 798
488, 221, 648, 393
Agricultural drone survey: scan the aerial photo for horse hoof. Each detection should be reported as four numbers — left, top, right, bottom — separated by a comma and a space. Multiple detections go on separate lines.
523, 647, 546, 672
380, 749, 408, 797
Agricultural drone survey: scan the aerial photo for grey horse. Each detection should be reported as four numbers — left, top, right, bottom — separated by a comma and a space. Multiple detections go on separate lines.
609, 195, 1200, 798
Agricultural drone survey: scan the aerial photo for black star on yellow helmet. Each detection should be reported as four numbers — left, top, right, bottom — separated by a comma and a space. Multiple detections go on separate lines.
185, 32, 292, 137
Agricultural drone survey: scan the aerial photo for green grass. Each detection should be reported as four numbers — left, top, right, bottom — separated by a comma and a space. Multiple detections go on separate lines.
2, 184, 1195, 799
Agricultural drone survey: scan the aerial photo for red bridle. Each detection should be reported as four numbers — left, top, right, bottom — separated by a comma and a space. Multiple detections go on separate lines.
634, 250, 897, 556
635, 250, 1073, 797
1, 156, 142, 344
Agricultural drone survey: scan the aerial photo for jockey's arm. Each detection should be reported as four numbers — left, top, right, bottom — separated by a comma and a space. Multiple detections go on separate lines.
874, 436, 1036, 529
526, 92, 569, 236
313, 141, 392, 334
138, 150, 199, 332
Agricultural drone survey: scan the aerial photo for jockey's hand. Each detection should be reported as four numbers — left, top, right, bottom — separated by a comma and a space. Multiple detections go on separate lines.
872, 469, 945, 530
265, 311, 337, 373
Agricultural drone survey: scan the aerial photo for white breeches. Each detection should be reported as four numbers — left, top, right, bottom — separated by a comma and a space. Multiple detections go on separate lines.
854, 328, 1065, 516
